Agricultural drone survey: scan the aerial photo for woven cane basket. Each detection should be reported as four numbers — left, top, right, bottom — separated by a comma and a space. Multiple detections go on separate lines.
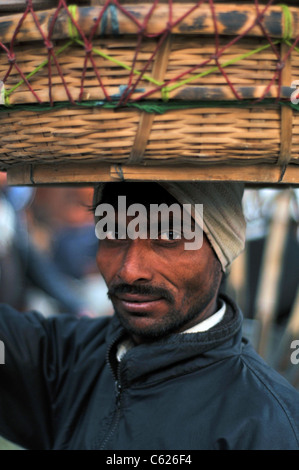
0, 0, 299, 184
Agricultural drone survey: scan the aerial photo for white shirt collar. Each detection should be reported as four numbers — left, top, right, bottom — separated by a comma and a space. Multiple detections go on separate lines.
182, 300, 226, 334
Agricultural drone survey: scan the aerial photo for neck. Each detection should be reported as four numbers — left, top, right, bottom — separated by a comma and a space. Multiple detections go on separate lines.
176, 296, 219, 334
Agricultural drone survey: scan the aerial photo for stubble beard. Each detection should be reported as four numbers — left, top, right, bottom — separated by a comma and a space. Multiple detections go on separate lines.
111, 274, 222, 342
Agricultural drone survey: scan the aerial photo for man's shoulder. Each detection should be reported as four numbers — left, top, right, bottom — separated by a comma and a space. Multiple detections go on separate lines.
238, 340, 299, 447
240, 339, 299, 400
0, 303, 114, 343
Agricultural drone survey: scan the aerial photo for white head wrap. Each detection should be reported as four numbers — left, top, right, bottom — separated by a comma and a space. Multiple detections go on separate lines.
93, 181, 246, 272
159, 182, 246, 272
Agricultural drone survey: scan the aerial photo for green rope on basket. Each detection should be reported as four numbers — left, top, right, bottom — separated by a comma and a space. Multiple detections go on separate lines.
1, 2, 298, 107
284, 39, 299, 54
67, 5, 80, 41
73, 38, 164, 88
280, 4, 293, 41
66, 3, 164, 87
2, 37, 284, 106
161, 41, 280, 98
0, 99, 298, 115
3, 41, 73, 105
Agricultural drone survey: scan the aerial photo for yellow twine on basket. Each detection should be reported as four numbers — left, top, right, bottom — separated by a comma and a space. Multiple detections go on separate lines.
3, 41, 73, 105
161, 41, 281, 99
67, 5, 80, 41
280, 4, 293, 42
73, 38, 165, 88
2, 3, 298, 105
1, 38, 285, 105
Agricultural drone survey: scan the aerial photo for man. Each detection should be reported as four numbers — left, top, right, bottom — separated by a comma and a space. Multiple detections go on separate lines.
0, 181, 299, 450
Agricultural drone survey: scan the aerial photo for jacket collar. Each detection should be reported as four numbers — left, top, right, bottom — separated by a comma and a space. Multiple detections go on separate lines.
105, 294, 243, 387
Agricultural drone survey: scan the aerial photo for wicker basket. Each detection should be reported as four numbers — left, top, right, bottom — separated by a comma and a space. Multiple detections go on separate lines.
0, 0, 299, 184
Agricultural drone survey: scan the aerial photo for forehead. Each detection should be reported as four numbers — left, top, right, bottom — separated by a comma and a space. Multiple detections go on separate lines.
95, 182, 179, 208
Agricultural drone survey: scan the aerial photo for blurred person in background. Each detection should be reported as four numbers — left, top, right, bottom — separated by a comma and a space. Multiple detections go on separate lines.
0, 172, 97, 317
26, 186, 113, 317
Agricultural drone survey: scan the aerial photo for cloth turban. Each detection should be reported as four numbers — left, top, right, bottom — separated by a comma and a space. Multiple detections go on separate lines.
93, 181, 246, 272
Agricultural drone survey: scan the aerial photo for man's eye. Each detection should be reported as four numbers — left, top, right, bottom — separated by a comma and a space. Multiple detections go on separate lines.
159, 230, 181, 241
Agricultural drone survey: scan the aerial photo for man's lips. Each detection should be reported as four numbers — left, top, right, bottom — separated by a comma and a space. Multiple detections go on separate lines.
114, 293, 166, 313
117, 293, 163, 302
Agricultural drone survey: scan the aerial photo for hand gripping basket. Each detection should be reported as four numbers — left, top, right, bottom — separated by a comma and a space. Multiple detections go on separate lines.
0, 0, 299, 185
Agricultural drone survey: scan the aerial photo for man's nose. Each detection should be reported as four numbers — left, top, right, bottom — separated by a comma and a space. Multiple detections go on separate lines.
116, 239, 153, 284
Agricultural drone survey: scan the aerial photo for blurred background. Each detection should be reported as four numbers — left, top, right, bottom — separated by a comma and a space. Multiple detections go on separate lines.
0, 171, 113, 319
227, 185, 299, 389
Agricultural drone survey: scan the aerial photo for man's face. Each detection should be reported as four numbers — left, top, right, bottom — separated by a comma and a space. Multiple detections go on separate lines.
96, 183, 222, 344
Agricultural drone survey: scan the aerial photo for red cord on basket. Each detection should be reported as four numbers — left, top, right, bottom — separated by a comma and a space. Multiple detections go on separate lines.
0, 0, 297, 106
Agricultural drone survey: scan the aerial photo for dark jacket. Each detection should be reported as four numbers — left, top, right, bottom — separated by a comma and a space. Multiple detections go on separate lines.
0, 295, 299, 450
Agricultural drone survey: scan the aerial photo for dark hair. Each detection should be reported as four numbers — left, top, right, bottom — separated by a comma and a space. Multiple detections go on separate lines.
93, 182, 179, 209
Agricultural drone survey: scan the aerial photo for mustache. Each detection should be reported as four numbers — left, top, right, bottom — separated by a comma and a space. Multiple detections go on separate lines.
107, 283, 174, 304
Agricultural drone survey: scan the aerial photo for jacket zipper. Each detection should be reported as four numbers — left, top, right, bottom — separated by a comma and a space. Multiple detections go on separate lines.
99, 379, 122, 450
99, 332, 124, 450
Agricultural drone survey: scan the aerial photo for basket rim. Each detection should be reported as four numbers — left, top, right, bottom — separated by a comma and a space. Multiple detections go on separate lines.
0, 3, 299, 44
